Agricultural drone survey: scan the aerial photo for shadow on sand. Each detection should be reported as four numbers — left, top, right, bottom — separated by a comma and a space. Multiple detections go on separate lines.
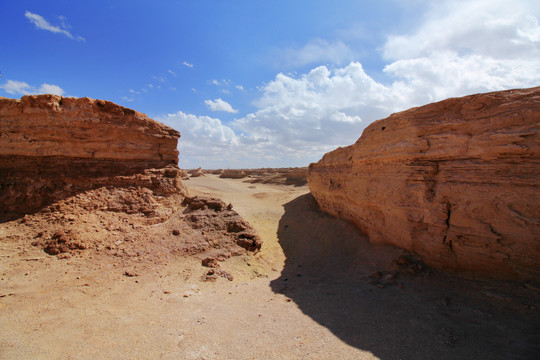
270, 193, 540, 360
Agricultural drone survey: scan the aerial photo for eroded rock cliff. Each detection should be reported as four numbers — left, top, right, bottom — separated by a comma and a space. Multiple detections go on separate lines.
0, 95, 261, 269
0, 94, 179, 162
0, 95, 181, 220
308, 87, 540, 279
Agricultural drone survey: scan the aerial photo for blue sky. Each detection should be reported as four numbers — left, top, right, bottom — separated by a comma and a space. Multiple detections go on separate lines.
2, 0, 539, 168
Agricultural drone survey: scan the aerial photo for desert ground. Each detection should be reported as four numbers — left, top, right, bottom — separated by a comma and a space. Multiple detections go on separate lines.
1, 174, 539, 359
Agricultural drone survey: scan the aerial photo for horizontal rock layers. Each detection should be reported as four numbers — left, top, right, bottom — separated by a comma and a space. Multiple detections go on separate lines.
308, 87, 540, 279
0, 95, 182, 221
1, 95, 262, 264
0, 94, 179, 162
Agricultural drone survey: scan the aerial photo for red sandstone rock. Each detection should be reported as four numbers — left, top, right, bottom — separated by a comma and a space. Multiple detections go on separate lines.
0, 95, 262, 264
308, 87, 540, 280
0, 95, 179, 163
0, 95, 183, 221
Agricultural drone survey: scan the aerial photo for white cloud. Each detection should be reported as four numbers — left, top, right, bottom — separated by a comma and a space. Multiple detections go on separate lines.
236, 85, 245, 91
204, 98, 238, 113
161, 0, 540, 168
182, 61, 194, 68
25, 11, 85, 41
0, 79, 65, 96
0, 80, 31, 95
157, 111, 242, 168
168, 69, 177, 76
274, 38, 356, 68
37, 83, 65, 95
381, 0, 540, 101
210, 79, 232, 87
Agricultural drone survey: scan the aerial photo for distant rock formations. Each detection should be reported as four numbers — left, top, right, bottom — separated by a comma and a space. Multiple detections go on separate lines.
308, 87, 540, 279
220, 169, 247, 179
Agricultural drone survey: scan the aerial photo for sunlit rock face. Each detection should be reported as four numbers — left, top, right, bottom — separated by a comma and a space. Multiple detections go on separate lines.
0, 94, 179, 162
0, 95, 182, 220
309, 87, 540, 280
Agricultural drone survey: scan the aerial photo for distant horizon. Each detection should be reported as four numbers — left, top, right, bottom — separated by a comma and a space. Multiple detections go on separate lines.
2, 0, 539, 168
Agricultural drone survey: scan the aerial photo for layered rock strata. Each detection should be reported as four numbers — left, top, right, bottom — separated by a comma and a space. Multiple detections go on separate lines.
0, 95, 180, 220
308, 87, 540, 279
0, 94, 179, 162
0, 95, 261, 265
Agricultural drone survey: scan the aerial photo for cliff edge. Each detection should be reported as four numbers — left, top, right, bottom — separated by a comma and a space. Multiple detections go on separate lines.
308, 87, 540, 279
0, 95, 261, 269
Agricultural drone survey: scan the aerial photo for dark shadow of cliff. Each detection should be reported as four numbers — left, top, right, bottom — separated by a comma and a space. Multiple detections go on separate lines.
0, 156, 178, 223
270, 193, 540, 360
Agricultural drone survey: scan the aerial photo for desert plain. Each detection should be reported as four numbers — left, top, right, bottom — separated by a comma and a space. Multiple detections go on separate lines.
1, 173, 539, 360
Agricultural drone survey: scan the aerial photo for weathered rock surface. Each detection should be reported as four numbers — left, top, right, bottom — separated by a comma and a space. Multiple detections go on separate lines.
0, 95, 181, 220
0, 95, 261, 268
188, 167, 205, 177
220, 169, 248, 179
0, 94, 179, 162
308, 87, 540, 279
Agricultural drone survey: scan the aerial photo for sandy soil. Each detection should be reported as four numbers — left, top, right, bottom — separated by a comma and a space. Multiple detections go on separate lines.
1, 174, 539, 359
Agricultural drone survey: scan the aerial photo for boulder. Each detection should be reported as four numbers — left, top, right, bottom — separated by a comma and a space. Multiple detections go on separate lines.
220, 169, 247, 179
188, 167, 205, 177
308, 87, 540, 279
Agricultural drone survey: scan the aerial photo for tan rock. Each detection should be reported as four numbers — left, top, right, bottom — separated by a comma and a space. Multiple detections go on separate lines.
188, 167, 205, 177
308, 87, 540, 279
220, 169, 247, 179
0, 95, 183, 221
0, 95, 179, 163
0, 95, 262, 263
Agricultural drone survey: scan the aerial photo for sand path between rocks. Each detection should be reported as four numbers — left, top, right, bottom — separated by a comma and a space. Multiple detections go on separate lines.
1, 175, 539, 359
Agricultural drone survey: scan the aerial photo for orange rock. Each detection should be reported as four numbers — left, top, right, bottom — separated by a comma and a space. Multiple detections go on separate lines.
0, 95, 182, 221
0, 94, 179, 163
308, 87, 540, 279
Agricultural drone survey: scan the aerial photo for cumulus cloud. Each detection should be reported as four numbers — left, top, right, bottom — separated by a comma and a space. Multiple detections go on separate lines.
0, 79, 65, 96
157, 111, 242, 168
163, 0, 540, 168
25, 11, 85, 41
382, 0, 540, 100
182, 61, 194, 68
275, 38, 356, 68
204, 98, 238, 113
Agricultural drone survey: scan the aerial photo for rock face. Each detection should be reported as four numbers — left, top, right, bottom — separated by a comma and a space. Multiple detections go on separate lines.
0, 95, 262, 267
308, 87, 540, 279
0, 95, 181, 221
220, 169, 247, 179
0, 94, 179, 162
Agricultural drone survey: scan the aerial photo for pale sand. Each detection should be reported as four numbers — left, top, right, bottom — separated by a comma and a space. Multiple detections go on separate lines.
1, 175, 538, 359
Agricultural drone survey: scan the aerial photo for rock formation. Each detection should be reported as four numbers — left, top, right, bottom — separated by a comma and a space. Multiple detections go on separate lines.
188, 167, 205, 177
0, 94, 179, 162
220, 169, 247, 179
0, 95, 261, 267
308, 87, 540, 279
0, 95, 181, 220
